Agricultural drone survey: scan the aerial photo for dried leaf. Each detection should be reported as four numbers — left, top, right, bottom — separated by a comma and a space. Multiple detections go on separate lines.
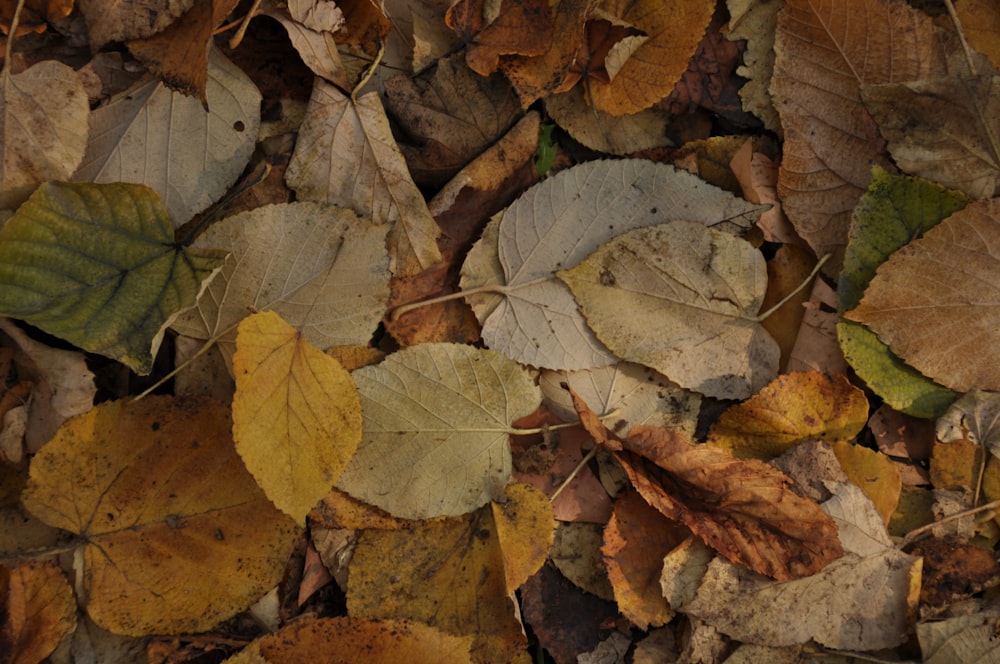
460, 159, 764, 372
491, 483, 555, 594
21, 396, 300, 635
285, 80, 442, 277
336, 343, 541, 519
558, 222, 778, 399
918, 607, 1000, 664
0, 61, 88, 209
846, 198, 1000, 392
830, 441, 902, 525
0, 182, 223, 375
544, 85, 672, 155
1, 563, 76, 664
233, 311, 362, 523
170, 201, 390, 372
726, 0, 781, 132
706, 372, 868, 460
73, 48, 260, 227
937, 390, 1000, 459
260, 0, 349, 89
79, 0, 192, 47
569, 389, 844, 581
446, 0, 553, 77
957, 0, 1000, 72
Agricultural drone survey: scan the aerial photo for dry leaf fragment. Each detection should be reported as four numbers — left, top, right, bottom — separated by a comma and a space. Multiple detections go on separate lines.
846, 198, 1000, 392
446, 0, 554, 77
260, 0, 349, 88
285, 79, 442, 277
79, 0, 193, 48
1, 563, 76, 664
233, 311, 362, 523
568, 388, 844, 581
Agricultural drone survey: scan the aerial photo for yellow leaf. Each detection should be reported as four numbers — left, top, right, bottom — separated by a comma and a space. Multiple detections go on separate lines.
707, 372, 868, 460
491, 483, 555, 594
831, 441, 902, 524
233, 311, 362, 523
2, 563, 76, 664
21, 396, 300, 635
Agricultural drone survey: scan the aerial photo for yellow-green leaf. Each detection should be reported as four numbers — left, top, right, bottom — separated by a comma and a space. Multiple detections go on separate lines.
233, 311, 362, 523
21, 396, 300, 635
0, 182, 224, 374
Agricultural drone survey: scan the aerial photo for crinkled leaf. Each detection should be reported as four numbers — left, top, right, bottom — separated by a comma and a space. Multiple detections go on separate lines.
0, 182, 224, 375
559, 222, 778, 399
336, 343, 541, 518
937, 390, 1000, 460
21, 396, 300, 635
233, 311, 362, 523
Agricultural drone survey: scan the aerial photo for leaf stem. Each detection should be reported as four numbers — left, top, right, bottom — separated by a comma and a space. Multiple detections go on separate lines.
3, 0, 26, 73
897, 498, 1000, 549
0, 537, 83, 564
748, 253, 830, 323
942, 0, 978, 77
389, 283, 509, 320
133, 320, 242, 401
352, 40, 386, 101
228, 0, 264, 50
550, 445, 598, 502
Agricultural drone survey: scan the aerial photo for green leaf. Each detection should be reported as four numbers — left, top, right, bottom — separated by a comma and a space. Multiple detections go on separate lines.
837, 167, 964, 417
0, 182, 225, 374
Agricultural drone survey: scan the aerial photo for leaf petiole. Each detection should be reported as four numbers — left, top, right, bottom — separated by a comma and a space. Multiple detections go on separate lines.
133, 320, 243, 401
747, 253, 831, 323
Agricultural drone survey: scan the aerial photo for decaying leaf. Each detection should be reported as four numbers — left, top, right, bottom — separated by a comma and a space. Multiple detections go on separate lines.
569, 388, 844, 581
1, 562, 77, 664
558, 222, 778, 399
260, 0, 349, 89
937, 390, 1000, 459
73, 47, 261, 227
170, 201, 390, 372
460, 159, 764, 372
846, 198, 1000, 392
233, 311, 362, 523
0, 182, 224, 375
726, 0, 782, 132
446, 0, 554, 77
706, 372, 868, 460
0, 60, 89, 209
21, 396, 300, 635
336, 343, 542, 519
347, 483, 548, 662
285, 79, 442, 277
78, 0, 193, 48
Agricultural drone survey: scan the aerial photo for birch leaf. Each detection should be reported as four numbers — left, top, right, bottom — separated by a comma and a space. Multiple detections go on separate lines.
460, 159, 765, 372
559, 222, 777, 399
232, 311, 362, 524
0, 182, 224, 375
285, 79, 442, 277
336, 343, 541, 519
170, 202, 390, 372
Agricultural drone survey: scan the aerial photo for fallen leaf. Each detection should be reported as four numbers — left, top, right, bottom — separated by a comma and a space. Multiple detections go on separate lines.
558, 222, 778, 399
937, 389, 1000, 458
285, 80, 442, 277
260, 0, 349, 89
820, 481, 894, 557
0, 0, 73, 36
336, 343, 541, 519
460, 159, 764, 372
725, 0, 781, 132
759, 245, 815, 370
170, 201, 390, 372
78, 0, 192, 48
233, 311, 362, 523
730, 139, 798, 245
334, 0, 392, 50
870, 404, 934, 486
0, 182, 224, 375
544, 84, 673, 155
1, 562, 76, 664
602, 491, 686, 629
957, 0, 1000, 71
73, 47, 260, 227
912, 537, 1000, 613
383, 52, 523, 188
21, 396, 300, 635
585, 0, 715, 116
0, 60, 89, 209
830, 441, 902, 525
786, 278, 848, 375
846, 198, 1000, 392
446, 0, 553, 77
347, 484, 544, 662
681, 552, 921, 650
861, 63, 1000, 199
771, 0, 947, 268
491, 483, 555, 593
918, 606, 1000, 664
706, 372, 868, 460
569, 389, 844, 581
229, 617, 472, 663
551, 523, 615, 600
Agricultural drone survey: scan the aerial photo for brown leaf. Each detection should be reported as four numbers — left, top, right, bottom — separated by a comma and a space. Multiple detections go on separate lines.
1, 563, 76, 664
446, 0, 554, 77
79, 0, 193, 49
912, 537, 1000, 614
568, 387, 844, 580
0, 0, 73, 36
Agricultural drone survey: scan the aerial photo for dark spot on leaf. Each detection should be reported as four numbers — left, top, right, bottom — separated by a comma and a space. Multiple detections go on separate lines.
151, 421, 160, 431
233, 120, 245, 132
599, 269, 615, 286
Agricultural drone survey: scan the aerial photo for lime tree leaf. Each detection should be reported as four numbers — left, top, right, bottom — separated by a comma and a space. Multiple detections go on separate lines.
233, 311, 362, 523
847, 198, 1000, 392
21, 396, 300, 635
0, 182, 224, 375
336, 343, 542, 519
170, 201, 390, 372
837, 166, 964, 418
72, 47, 260, 227
459, 159, 765, 372
0, 60, 89, 209
558, 222, 778, 399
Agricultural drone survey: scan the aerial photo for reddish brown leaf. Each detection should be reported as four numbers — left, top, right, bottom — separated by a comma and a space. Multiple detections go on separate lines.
568, 387, 844, 581
446, 0, 554, 77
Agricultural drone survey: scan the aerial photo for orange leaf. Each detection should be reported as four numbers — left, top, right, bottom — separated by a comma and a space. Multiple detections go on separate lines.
1, 563, 76, 664
568, 387, 844, 581
446, 0, 554, 77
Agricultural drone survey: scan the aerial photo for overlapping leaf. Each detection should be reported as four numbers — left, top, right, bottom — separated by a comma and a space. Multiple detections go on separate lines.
0, 182, 224, 374
232, 311, 362, 523
170, 201, 390, 371
336, 343, 542, 518
559, 222, 778, 399
21, 396, 300, 635
460, 159, 765, 372
1, 563, 76, 664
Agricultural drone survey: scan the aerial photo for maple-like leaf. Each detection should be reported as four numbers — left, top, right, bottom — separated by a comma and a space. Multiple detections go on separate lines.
568, 387, 844, 581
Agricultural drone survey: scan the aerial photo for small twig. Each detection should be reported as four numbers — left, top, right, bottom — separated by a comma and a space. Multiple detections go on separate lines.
0, 538, 83, 564
897, 498, 1000, 549
133, 320, 242, 401
942, 0, 978, 77
550, 446, 598, 502
228, 0, 264, 50
351, 40, 386, 101
3, 0, 26, 73
749, 253, 831, 323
